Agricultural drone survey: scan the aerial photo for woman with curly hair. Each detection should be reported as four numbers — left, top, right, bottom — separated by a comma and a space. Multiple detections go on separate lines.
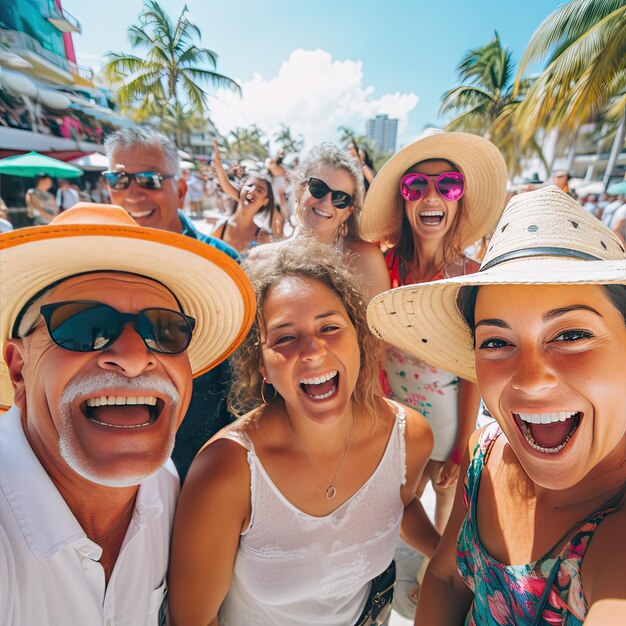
168, 237, 439, 626
249, 142, 390, 302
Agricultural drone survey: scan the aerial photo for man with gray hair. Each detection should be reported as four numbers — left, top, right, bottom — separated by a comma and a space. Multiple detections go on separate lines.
104, 127, 236, 259
0, 203, 253, 624
104, 128, 239, 480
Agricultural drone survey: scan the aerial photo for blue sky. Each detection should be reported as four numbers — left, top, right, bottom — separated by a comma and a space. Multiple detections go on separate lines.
68, 0, 566, 150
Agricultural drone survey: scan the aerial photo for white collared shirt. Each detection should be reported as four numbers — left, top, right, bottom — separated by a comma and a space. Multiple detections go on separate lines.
0, 406, 179, 626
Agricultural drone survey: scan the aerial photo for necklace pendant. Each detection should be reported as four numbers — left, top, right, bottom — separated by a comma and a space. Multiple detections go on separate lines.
326, 486, 336, 500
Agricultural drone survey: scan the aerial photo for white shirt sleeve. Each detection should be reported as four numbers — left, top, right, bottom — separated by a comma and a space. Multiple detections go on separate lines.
0, 525, 16, 624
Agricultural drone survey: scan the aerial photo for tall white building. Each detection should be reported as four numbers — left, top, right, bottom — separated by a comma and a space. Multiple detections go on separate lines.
366, 114, 398, 153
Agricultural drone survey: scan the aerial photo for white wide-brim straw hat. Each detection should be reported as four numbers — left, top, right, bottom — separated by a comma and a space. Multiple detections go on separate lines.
360, 129, 508, 248
367, 186, 626, 382
0, 203, 256, 408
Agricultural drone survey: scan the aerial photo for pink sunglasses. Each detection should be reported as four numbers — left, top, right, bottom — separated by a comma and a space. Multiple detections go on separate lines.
400, 172, 465, 202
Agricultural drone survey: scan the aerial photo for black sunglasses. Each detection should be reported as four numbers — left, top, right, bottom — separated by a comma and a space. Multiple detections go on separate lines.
39, 301, 196, 354
103, 171, 176, 190
306, 177, 354, 209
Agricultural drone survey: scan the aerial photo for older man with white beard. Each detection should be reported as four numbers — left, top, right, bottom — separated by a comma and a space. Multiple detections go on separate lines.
0, 203, 254, 626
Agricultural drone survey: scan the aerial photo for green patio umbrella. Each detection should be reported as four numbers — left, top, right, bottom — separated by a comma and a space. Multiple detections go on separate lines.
0, 151, 82, 178
607, 180, 626, 195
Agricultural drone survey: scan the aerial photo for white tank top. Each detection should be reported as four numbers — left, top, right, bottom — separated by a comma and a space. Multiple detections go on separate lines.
218, 405, 407, 626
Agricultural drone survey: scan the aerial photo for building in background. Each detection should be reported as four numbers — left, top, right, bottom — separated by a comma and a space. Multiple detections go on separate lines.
0, 0, 132, 162
0, 1, 140, 219
366, 114, 398, 153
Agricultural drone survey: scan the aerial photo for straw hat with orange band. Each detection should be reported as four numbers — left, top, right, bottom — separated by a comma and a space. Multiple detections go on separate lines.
0, 203, 256, 408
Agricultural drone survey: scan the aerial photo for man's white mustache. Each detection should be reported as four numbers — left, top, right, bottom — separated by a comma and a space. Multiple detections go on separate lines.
61, 371, 179, 408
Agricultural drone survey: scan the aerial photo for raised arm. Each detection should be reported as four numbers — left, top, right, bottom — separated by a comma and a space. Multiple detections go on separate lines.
168, 437, 251, 626
413, 429, 477, 625
400, 404, 440, 558
212, 139, 240, 201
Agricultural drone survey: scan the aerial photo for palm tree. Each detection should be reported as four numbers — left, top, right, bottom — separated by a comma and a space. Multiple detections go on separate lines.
336, 126, 392, 171
515, 0, 626, 187
158, 102, 209, 152
104, 0, 240, 146
226, 125, 270, 161
274, 124, 304, 154
440, 32, 515, 137
439, 32, 545, 177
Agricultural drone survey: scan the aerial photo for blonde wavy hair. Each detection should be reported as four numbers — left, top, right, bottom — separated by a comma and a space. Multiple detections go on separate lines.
293, 142, 366, 241
228, 235, 382, 420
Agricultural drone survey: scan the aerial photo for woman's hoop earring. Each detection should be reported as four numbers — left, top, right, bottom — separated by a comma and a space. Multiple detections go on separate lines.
261, 378, 276, 405
339, 220, 349, 238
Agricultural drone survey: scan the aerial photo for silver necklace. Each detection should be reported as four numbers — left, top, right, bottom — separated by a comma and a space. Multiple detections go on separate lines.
287, 414, 355, 500
91, 497, 135, 544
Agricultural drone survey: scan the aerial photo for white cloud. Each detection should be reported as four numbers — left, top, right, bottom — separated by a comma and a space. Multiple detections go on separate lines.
209, 49, 419, 153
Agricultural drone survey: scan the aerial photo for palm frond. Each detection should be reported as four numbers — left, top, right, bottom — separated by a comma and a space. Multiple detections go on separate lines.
518, 0, 626, 76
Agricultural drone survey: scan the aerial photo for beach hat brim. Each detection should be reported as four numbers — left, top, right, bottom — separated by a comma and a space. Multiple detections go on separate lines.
1, 223, 255, 407
360, 131, 508, 248
367, 257, 626, 383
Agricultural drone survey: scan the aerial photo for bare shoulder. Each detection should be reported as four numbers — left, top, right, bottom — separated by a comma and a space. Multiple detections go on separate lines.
400, 401, 433, 443
344, 239, 390, 298
582, 500, 626, 605
345, 238, 383, 258
388, 399, 433, 455
182, 415, 255, 508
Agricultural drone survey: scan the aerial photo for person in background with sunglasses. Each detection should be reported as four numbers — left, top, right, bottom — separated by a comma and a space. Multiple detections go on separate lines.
360, 129, 507, 603
103, 127, 238, 262
0, 203, 253, 626
104, 127, 240, 482
249, 142, 390, 302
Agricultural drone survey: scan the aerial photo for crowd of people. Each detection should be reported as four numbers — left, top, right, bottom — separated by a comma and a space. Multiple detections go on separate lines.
0, 87, 121, 146
0, 125, 624, 626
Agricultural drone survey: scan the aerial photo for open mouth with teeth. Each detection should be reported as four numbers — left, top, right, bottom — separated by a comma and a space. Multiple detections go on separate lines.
82, 395, 164, 429
128, 208, 156, 219
299, 370, 339, 401
513, 411, 582, 454
419, 210, 444, 225
311, 207, 332, 219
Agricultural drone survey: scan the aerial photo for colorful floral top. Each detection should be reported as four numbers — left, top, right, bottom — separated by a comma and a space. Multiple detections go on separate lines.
456, 423, 625, 625
382, 249, 479, 461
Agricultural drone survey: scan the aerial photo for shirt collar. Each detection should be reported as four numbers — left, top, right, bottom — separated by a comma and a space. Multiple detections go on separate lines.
177, 210, 198, 239
0, 406, 167, 561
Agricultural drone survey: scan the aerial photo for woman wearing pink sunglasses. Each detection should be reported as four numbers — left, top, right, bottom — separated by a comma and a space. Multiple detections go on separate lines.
360, 129, 507, 600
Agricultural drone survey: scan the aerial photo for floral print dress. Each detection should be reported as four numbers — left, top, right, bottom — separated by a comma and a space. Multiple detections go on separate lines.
381, 249, 479, 461
456, 422, 625, 625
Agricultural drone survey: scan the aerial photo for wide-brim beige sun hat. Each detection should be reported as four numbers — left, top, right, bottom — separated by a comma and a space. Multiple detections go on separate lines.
360, 129, 508, 248
0, 203, 256, 408
367, 186, 626, 382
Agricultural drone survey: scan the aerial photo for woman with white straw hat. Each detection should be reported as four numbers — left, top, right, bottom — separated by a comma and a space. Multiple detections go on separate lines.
360, 129, 508, 569
367, 186, 626, 625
